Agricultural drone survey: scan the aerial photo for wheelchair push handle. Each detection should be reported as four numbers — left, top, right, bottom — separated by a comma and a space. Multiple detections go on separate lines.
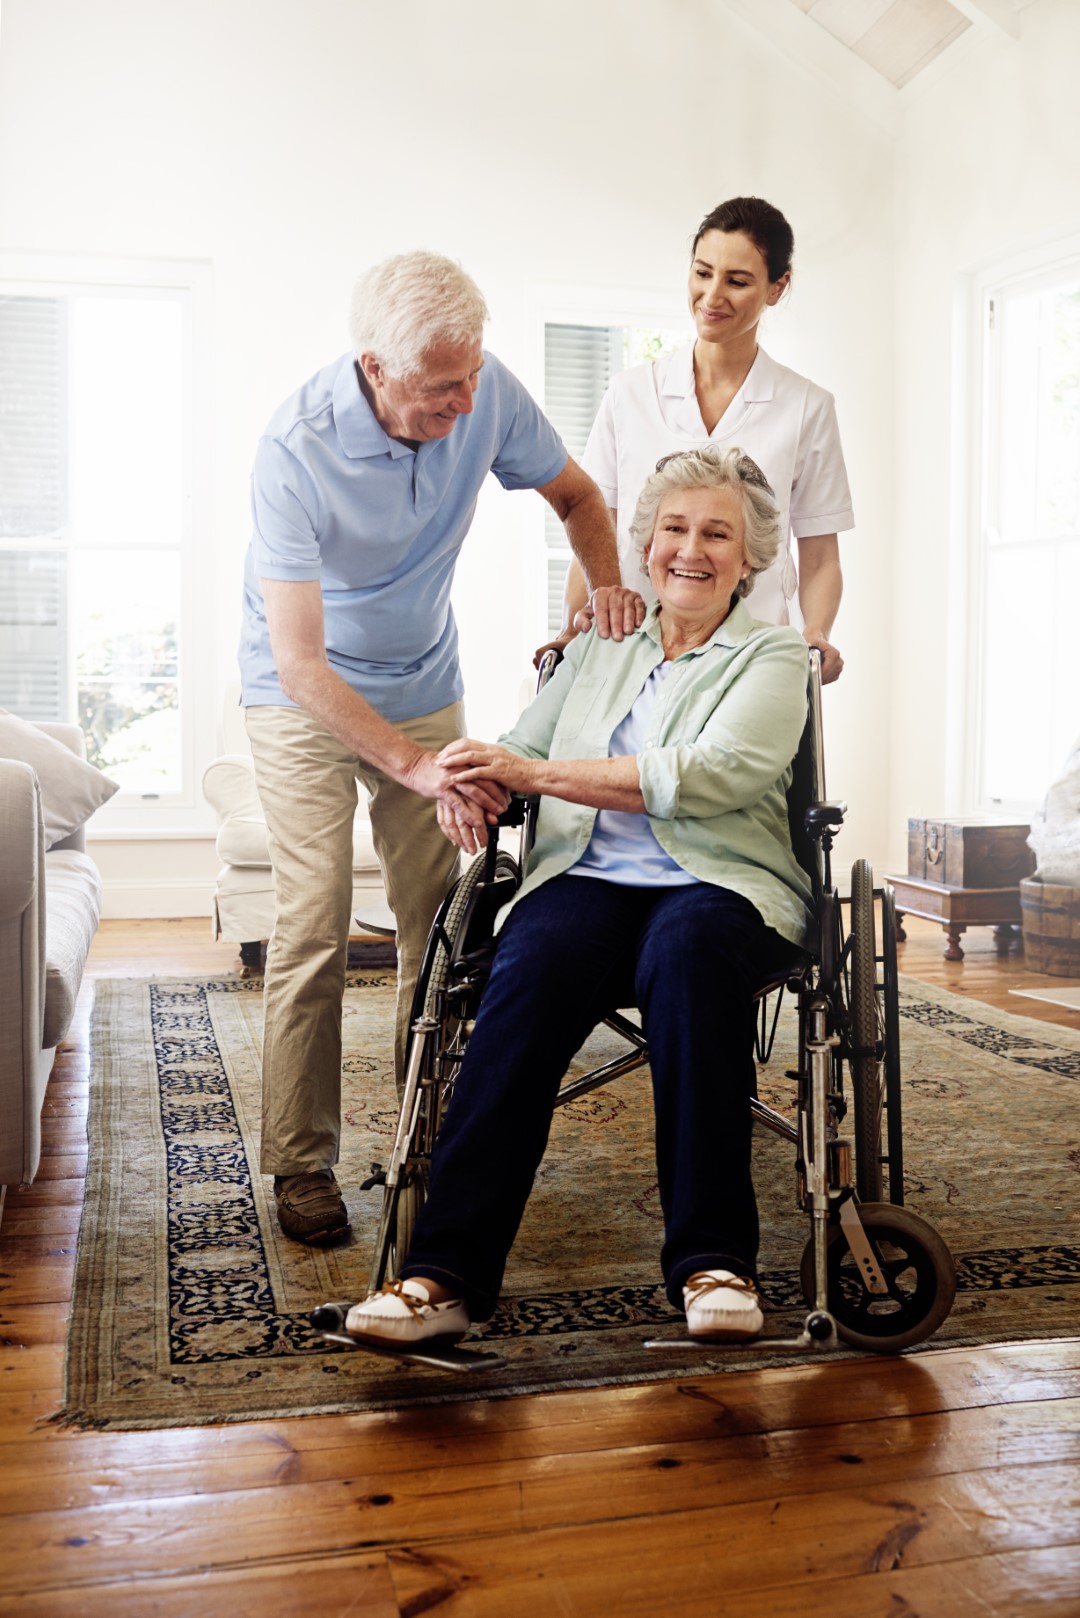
480, 645, 563, 880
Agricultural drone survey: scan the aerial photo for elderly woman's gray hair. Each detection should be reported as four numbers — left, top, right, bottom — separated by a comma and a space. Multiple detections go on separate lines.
630, 445, 781, 599
349, 251, 489, 378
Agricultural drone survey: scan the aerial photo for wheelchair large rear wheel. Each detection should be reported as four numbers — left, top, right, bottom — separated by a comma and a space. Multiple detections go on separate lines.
849, 859, 884, 1202
386, 847, 519, 1278
411, 847, 520, 1032
800, 1202, 956, 1353
880, 883, 904, 1204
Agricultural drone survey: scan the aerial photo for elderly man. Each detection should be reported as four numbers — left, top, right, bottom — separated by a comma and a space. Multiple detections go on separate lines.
240, 250, 641, 1244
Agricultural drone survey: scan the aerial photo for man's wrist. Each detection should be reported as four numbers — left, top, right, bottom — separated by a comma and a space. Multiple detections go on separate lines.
394, 742, 432, 791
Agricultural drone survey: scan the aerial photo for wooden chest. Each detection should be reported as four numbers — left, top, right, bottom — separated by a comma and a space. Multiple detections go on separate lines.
906, 818, 1035, 889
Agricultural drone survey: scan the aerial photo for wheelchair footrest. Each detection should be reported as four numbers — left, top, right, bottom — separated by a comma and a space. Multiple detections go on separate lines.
309, 1303, 502, 1371
643, 1311, 837, 1353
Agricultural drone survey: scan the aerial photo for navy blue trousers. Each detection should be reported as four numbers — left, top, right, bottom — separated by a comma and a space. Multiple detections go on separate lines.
400, 875, 789, 1319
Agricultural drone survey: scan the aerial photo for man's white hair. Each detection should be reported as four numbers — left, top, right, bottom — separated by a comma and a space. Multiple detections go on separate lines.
349, 250, 489, 378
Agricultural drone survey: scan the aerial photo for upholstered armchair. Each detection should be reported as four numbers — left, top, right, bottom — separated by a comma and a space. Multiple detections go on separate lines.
201, 695, 392, 970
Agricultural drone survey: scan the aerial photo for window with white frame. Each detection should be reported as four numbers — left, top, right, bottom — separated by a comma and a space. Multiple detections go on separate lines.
542, 321, 684, 633
0, 264, 207, 823
975, 261, 1080, 809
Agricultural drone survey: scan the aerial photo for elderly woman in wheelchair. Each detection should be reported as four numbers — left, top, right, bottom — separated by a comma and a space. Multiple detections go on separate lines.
343, 443, 838, 1348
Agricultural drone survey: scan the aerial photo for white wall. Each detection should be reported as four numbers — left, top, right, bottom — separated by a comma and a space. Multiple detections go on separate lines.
0, 0, 897, 913
889, 0, 1080, 872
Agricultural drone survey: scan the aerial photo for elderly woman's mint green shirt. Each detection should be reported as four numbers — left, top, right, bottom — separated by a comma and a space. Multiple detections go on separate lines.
497, 599, 813, 950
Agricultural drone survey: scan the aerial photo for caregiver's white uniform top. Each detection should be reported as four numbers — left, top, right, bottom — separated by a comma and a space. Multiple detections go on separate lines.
581, 344, 854, 626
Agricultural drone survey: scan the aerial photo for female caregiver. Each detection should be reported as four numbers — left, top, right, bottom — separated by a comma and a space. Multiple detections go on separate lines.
556, 195, 853, 683
344, 445, 812, 1349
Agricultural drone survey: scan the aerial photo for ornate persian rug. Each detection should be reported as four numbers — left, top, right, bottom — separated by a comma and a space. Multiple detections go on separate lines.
58, 971, 1080, 1429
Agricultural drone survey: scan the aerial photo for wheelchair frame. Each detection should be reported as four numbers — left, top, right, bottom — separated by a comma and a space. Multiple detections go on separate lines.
359, 651, 956, 1356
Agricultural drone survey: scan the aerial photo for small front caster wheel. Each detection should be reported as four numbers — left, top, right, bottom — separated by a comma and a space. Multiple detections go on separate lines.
800, 1203, 956, 1353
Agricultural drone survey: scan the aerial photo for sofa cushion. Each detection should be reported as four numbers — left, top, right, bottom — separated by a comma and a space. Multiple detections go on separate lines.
0, 709, 119, 849
42, 850, 102, 1050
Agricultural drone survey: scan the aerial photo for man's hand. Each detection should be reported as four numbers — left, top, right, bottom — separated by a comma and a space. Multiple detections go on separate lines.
571, 585, 646, 641
804, 631, 844, 685
435, 791, 498, 855
401, 748, 511, 854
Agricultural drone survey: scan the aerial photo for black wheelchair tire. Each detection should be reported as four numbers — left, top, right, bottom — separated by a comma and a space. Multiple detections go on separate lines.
412, 847, 520, 1033
385, 847, 520, 1279
389, 1170, 423, 1277
880, 883, 904, 1205
849, 859, 884, 1203
799, 1201, 957, 1353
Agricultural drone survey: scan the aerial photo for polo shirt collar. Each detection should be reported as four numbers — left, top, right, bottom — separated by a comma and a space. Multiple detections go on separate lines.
332, 354, 415, 461
661, 343, 778, 405
640, 596, 757, 657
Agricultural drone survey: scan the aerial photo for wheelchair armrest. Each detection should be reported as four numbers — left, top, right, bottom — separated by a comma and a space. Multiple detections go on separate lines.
495, 796, 530, 829
805, 801, 847, 835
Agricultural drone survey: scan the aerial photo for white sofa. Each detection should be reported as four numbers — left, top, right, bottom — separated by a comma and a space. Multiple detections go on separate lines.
0, 723, 106, 1219
202, 699, 393, 967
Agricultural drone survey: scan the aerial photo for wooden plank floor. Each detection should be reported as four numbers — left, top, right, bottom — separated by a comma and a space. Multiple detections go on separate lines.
0, 915, 1077, 1616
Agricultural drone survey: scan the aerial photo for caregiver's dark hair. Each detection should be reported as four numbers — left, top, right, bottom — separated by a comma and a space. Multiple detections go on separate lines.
692, 197, 795, 284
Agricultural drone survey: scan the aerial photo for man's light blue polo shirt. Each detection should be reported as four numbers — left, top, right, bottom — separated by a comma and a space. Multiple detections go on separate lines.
240, 350, 567, 722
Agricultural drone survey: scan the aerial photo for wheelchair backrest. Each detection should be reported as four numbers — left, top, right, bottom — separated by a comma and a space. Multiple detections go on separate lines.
786, 649, 827, 907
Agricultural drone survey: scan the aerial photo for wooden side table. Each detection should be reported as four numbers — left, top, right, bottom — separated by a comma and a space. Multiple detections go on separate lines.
885, 874, 1023, 961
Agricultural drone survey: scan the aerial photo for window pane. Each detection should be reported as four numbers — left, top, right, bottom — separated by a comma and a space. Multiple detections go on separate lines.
69, 296, 184, 548
72, 548, 181, 792
979, 264, 1080, 811
981, 545, 1054, 802
997, 278, 1080, 545
623, 327, 685, 370
1036, 282, 1080, 538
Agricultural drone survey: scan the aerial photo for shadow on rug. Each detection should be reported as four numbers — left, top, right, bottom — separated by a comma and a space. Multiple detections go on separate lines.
59, 971, 1080, 1429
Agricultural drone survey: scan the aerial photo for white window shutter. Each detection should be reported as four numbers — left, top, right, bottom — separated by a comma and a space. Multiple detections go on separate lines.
0, 550, 68, 719
543, 324, 623, 632
0, 297, 67, 538
0, 296, 68, 718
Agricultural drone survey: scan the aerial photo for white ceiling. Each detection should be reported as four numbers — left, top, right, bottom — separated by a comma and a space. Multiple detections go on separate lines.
788, 0, 1023, 88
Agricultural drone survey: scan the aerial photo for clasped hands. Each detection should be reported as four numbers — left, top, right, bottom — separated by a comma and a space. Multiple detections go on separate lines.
430, 741, 536, 855
428, 584, 645, 852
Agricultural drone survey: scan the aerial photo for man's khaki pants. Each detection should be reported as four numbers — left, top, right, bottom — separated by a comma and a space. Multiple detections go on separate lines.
245, 702, 463, 1177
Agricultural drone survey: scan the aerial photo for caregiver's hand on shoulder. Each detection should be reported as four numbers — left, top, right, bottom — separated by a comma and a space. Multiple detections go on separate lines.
574, 585, 646, 641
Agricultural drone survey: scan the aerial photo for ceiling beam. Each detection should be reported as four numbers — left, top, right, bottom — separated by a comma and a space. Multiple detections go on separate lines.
946, 0, 1021, 38
716, 0, 899, 136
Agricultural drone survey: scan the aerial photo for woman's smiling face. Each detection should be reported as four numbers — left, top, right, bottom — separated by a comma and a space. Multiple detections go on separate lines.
688, 229, 789, 348
645, 484, 751, 625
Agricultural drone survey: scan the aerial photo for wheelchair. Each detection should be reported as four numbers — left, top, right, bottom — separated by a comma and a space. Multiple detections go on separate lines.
359, 650, 957, 1357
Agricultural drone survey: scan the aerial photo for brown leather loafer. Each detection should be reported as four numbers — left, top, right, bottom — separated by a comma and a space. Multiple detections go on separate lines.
273, 1170, 350, 1244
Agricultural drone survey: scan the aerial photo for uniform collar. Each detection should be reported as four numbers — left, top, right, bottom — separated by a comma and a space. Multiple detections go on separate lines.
640, 596, 758, 657
662, 343, 778, 405
332, 354, 415, 461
